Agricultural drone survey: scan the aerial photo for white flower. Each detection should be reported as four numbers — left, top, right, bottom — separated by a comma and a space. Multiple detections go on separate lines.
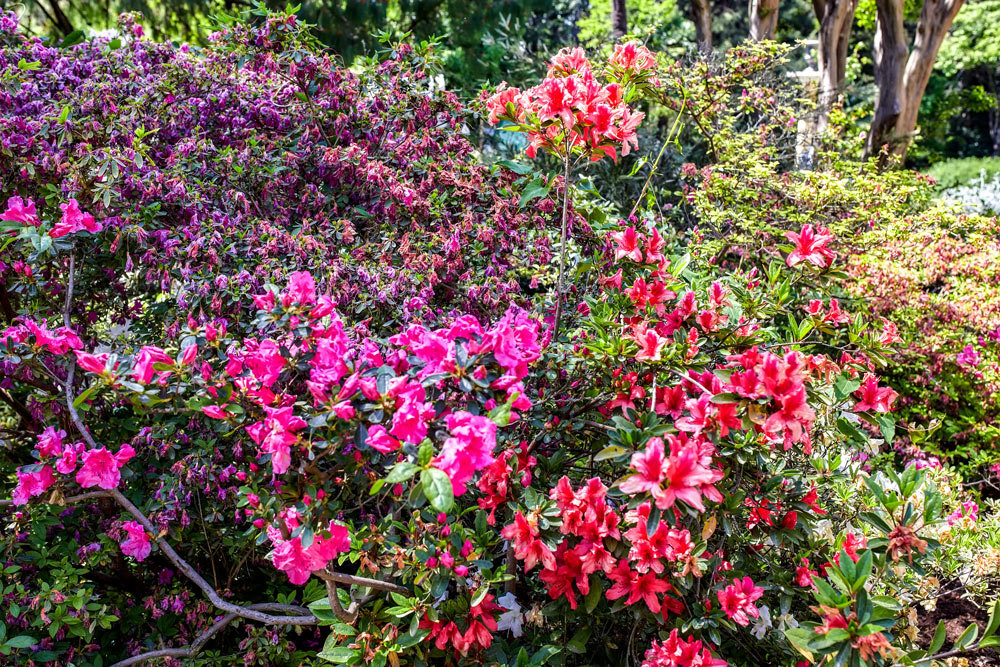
751, 604, 772, 639
496, 592, 524, 637
497, 592, 520, 611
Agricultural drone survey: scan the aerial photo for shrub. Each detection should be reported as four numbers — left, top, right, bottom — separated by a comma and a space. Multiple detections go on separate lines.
925, 156, 1000, 190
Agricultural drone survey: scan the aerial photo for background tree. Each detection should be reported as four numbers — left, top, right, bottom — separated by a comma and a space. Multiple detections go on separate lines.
864, 0, 966, 159
749, 0, 779, 39
813, 0, 859, 130
690, 0, 713, 50
611, 0, 628, 36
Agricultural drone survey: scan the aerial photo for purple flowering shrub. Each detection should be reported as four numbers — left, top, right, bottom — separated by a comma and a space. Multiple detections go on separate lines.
0, 11, 563, 331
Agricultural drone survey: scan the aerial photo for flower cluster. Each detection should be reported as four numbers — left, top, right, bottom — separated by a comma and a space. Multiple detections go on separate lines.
485, 43, 655, 161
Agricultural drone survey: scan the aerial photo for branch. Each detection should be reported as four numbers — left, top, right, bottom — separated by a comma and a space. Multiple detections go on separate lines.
0, 490, 110, 508
314, 567, 409, 595
108, 603, 312, 667
56, 251, 317, 627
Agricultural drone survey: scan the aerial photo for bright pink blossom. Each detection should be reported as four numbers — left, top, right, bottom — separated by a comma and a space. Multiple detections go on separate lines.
12, 465, 56, 505
120, 521, 151, 561
51, 199, 101, 237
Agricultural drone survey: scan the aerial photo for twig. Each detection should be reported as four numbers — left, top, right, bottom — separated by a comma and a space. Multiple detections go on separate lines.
108, 602, 312, 667
552, 145, 573, 339
313, 567, 409, 595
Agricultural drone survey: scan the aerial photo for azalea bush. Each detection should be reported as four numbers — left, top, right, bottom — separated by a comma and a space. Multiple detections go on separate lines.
2, 8, 999, 667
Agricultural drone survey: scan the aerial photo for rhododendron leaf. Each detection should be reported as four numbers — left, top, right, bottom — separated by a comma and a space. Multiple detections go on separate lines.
923, 489, 943, 523
421, 468, 453, 512
645, 505, 661, 534
784, 627, 815, 660
470, 585, 489, 607
954, 622, 978, 650
496, 160, 534, 175
983, 600, 1000, 640
528, 645, 559, 665
870, 595, 902, 610
417, 442, 433, 466
384, 462, 420, 484
836, 417, 867, 443
875, 414, 896, 442
833, 376, 861, 402
316, 645, 355, 663
709, 392, 740, 404
928, 620, 948, 654
72, 384, 100, 409
518, 177, 550, 207
859, 511, 892, 533
594, 444, 628, 462
584, 576, 602, 613
395, 629, 430, 648
566, 627, 591, 654
5, 635, 36, 649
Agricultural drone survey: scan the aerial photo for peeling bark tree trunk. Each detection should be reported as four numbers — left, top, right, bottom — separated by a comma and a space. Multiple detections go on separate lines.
893, 0, 966, 157
611, 0, 628, 39
865, 0, 908, 160
750, 0, 780, 41
813, 0, 859, 132
863, 0, 966, 161
691, 0, 713, 52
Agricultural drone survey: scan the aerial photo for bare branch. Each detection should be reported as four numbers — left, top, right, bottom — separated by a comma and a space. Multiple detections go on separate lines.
108, 603, 312, 667
314, 567, 409, 595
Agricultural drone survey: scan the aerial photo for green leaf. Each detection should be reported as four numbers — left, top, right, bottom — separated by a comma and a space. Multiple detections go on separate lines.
709, 392, 741, 404
834, 375, 861, 402
928, 620, 947, 654
785, 627, 816, 661
317, 645, 355, 663
954, 622, 978, 650
421, 468, 454, 513
584, 576, 602, 613
385, 462, 420, 484
875, 414, 896, 442
518, 177, 550, 207
870, 595, 902, 610
594, 445, 628, 462
983, 600, 1000, 639
4, 636, 36, 649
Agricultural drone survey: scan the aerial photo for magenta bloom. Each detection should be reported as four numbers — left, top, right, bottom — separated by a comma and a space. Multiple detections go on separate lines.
366, 424, 400, 454
132, 345, 174, 384
282, 271, 317, 306
36, 426, 67, 457
389, 381, 435, 445
12, 465, 56, 505
246, 406, 306, 474
785, 225, 836, 268
56, 446, 78, 474
1, 196, 39, 226
717, 576, 764, 626
272, 521, 351, 585
432, 411, 497, 495
76, 445, 132, 490
120, 521, 152, 561
75, 350, 111, 374
51, 199, 101, 237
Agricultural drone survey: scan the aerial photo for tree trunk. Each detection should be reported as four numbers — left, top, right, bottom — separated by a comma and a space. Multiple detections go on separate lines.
611, 0, 628, 39
889, 0, 966, 158
813, 0, 859, 131
749, 0, 780, 40
864, 0, 907, 160
691, 0, 713, 53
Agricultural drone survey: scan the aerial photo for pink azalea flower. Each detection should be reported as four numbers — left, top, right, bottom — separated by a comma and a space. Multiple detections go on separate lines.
272, 521, 350, 585
36, 426, 67, 457
12, 465, 56, 505
784, 224, 836, 268
50, 199, 101, 237
132, 345, 174, 384
432, 411, 497, 495
120, 521, 151, 561
56, 446, 78, 474
245, 339, 285, 388
282, 271, 317, 307
75, 350, 111, 374
201, 405, 231, 419
717, 576, 764, 626
76, 444, 132, 490
366, 424, 400, 454
388, 380, 435, 445
246, 406, 306, 474
1, 196, 39, 226
619, 438, 667, 495
633, 325, 666, 362
612, 226, 644, 263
